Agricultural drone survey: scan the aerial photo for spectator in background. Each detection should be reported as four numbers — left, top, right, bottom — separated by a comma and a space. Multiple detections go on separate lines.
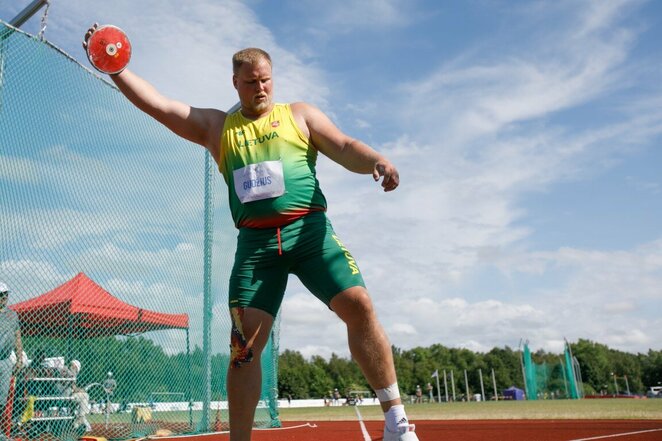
415, 385, 423, 404
103, 372, 117, 414
1, 282, 23, 411
67, 360, 91, 434
55, 359, 80, 396
103, 371, 117, 394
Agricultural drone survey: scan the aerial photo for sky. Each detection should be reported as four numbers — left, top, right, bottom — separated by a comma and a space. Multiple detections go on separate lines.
1, 0, 661, 360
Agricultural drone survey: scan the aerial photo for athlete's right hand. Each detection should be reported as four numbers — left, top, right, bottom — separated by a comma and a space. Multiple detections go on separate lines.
82, 23, 99, 52
373, 159, 400, 192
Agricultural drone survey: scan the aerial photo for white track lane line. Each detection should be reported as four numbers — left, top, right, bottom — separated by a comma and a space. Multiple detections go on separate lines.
139, 422, 319, 439
354, 405, 372, 441
254, 422, 318, 431
568, 428, 662, 441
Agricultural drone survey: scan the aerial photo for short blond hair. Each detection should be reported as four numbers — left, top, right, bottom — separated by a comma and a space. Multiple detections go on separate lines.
232, 48, 272, 74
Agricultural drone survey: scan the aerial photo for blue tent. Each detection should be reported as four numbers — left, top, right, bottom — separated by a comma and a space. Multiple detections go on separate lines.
503, 386, 525, 400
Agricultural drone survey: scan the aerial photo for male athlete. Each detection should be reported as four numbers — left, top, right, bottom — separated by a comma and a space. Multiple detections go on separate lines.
84, 24, 419, 441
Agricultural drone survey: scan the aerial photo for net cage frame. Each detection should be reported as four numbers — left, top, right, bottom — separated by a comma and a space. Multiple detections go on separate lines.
0, 17, 280, 440
520, 340, 583, 400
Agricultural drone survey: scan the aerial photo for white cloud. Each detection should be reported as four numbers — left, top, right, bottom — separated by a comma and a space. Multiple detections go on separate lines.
295, 0, 662, 356
3, 0, 662, 360
603, 301, 636, 314
279, 291, 347, 359
294, 0, 414, 32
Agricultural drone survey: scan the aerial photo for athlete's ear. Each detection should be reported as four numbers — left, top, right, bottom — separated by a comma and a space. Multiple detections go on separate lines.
232, 74, 238, 90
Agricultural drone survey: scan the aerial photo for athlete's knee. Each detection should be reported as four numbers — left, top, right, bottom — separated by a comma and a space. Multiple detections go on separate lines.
332, 287, 376, 325
229, 308, 254, 368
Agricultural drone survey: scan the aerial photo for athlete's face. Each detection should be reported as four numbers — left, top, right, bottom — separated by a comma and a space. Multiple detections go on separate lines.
233, 59, 273, 119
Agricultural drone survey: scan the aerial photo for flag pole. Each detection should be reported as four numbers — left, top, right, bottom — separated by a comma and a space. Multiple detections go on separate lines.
464, 369, 470, 401
443, 369, 449, 403
479, 368, 486, 402
491, 368, 498, 401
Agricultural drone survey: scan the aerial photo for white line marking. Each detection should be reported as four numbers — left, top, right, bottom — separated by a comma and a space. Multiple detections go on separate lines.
354, 406, 372, 441
254, 422, 318, 431
141, 422, 318, 439
142, 431, 229, 439
568, 428, 662, 441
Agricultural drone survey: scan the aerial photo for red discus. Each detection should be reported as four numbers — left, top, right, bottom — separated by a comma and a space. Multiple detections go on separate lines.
86, 25, 132, 74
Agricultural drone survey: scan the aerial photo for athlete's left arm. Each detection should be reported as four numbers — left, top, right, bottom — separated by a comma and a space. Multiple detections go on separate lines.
291, 102, 399, 192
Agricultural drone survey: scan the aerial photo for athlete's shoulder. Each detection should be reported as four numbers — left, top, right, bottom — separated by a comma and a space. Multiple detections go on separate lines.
290, 102, 324, 123
291, 102, 328, 117
289, 101, 315, 113
285, 103, 314, 139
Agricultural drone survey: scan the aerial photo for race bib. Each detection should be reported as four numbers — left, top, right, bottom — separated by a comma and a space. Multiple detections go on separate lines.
233, 160, 285, 203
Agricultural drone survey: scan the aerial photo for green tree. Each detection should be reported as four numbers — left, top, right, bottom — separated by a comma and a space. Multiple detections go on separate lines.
308, 355, 334, 398
278, 350, 311, 398
640, 349, 662, 392
572, 339, 616, 394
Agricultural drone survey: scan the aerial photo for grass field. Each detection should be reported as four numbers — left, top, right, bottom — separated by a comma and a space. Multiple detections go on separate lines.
277, 399, 662, 421
86, 399, 662, 427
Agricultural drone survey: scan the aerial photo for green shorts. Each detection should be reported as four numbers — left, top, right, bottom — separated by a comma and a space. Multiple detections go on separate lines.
229, 211, 366, 317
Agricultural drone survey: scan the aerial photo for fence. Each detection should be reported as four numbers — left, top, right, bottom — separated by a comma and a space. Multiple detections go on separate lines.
0, 20, 279, 440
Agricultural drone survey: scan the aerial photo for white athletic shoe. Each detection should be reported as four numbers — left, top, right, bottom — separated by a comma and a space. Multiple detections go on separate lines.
383, 423, 419, 441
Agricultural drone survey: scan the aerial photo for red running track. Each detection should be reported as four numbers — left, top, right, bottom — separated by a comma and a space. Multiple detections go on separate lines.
153, 420, 662, 441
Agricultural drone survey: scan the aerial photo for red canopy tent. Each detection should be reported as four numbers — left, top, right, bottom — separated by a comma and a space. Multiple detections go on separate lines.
8, 273, 194, 429
10, 272, 189, 338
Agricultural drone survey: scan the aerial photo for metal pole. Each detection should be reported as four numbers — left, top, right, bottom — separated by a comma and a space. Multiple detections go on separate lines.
443, 369, 448, 403
435, 370, 441, 404
202, 101, 239, 430
187, 328, 193, 429
491, 369, 498, 401
464, 370, 469, 401
519, 339, 529, 399
574, 356, 585, 398
9, 0, 49, 28
624, 375, 630, 395
479, 369, 485, 402
201, 150, 214, 430
450, 370, 456, 402
612, 373, 619, 396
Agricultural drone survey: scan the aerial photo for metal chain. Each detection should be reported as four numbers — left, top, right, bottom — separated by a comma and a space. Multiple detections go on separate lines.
37, 0, 51, 40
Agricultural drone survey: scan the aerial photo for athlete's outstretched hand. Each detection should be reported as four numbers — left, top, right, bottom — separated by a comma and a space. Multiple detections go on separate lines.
373, 160, 399, 192
82, 23, 98, 51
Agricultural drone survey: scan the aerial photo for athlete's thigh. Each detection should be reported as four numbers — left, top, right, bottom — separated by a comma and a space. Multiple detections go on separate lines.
229, 241, 289, 317
293, 224, 365, 306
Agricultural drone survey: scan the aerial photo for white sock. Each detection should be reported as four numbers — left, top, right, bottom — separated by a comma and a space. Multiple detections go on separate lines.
384, 404, 408, 432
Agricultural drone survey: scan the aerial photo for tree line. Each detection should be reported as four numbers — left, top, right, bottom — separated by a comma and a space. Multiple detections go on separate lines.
278, 339, 661, 400
21, 336, 662, 403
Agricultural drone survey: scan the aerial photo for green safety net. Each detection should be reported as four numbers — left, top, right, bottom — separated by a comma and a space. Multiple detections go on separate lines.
0, 21, 280, 440
522, 342, 581, 400
563, 344, 580, 399
522, 343, 538, 400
